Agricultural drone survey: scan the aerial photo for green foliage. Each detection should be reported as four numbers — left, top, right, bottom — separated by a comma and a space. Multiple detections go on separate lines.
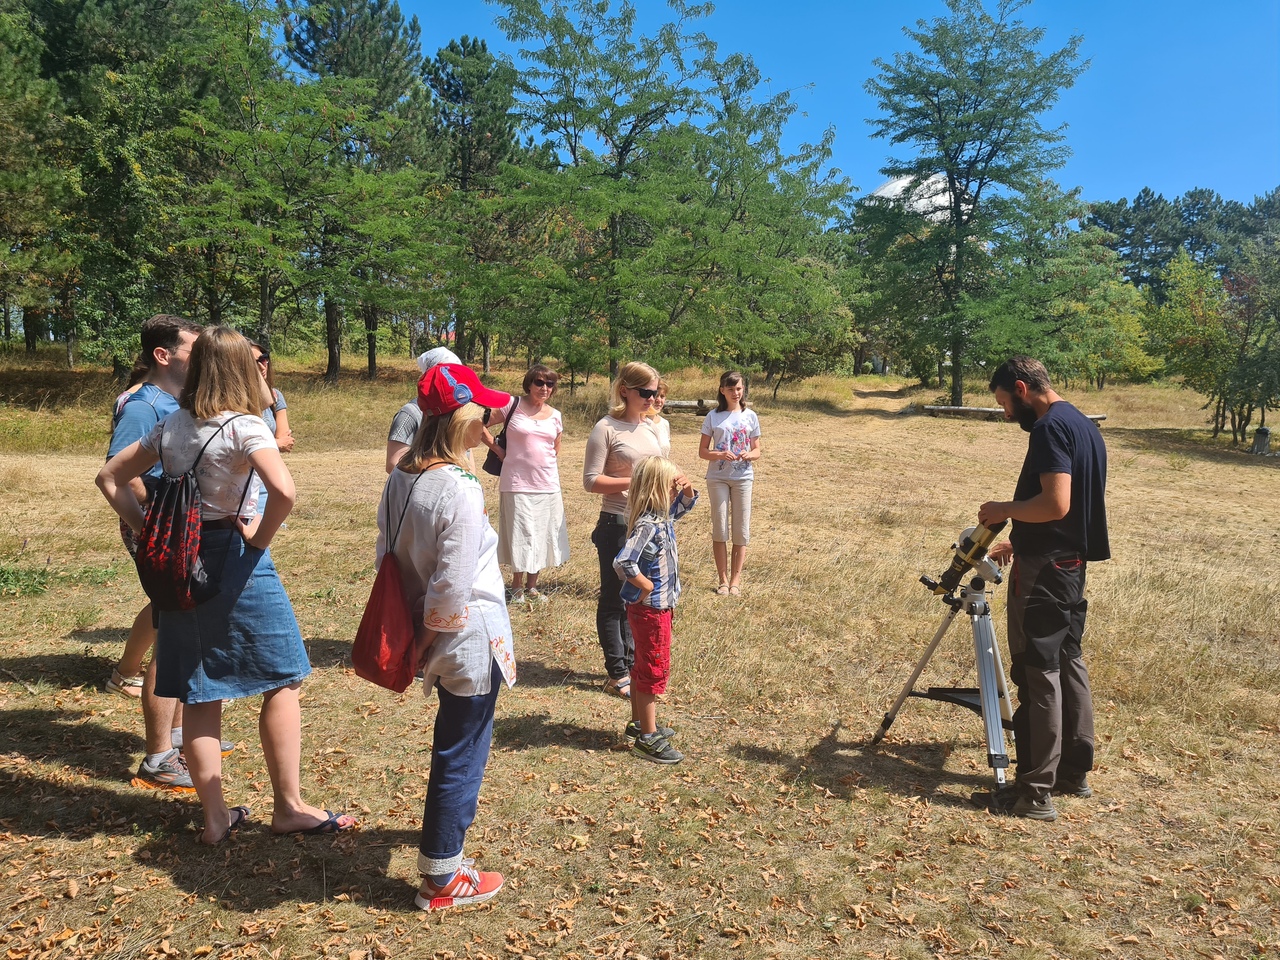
863, 0, 1087, 403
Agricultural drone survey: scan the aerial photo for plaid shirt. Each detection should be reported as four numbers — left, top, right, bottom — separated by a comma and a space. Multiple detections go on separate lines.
613, 491, 698, 609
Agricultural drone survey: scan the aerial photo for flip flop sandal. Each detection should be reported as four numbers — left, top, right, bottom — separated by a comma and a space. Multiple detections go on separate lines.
274, 809, 358, 837
603, 676, 631, 699
728, 585, 742, 597
199, 805, 250, 846
715, 584, 730, 596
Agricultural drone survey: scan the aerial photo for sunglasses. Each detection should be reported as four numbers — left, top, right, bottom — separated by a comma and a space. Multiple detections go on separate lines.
255, 354, 270, 366
634, 387, 659, 400
531, 378, 555, 389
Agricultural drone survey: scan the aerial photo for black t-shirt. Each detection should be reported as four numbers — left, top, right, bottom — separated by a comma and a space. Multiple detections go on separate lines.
1009, 401, 1110, 562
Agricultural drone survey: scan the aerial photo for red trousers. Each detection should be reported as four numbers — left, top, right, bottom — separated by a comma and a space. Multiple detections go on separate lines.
625, 603, 672, 695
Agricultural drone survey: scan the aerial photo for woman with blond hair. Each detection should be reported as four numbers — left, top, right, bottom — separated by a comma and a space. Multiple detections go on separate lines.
582, 361, 664, 699
379, 363, 517, 912
97, 326, 354, 844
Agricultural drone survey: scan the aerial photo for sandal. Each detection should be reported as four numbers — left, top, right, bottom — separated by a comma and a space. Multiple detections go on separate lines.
728, 585, 742, 597
106, 667, 144, 699
715, 584, 730, 596
603, 675, 631, 700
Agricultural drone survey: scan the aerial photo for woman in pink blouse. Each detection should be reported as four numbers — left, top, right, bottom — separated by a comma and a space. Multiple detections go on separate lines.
486, 364, 570, 603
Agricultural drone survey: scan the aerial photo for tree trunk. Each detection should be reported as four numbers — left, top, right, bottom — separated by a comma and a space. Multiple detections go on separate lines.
481, 332, 491, 374
24, 306, 45, 354
949, 337, 964, 406
324, 297, 342, 383
257, 272, 273, 348
364, 303, 378, 379
61, 281, 75, 368
2, 293, 9, 340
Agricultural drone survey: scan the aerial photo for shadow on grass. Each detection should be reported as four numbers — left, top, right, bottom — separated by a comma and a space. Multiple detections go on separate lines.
0, 706, 462, 911
493, 711, 614, 752
1, 651, 119, 691
305, 637, 354, 667
1110, 426, 1280, 469
731, 718, 993, 801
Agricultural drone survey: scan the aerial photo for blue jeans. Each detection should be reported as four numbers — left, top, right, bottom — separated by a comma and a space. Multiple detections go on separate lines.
591, 512, 633, 681
417, 659, 503, 876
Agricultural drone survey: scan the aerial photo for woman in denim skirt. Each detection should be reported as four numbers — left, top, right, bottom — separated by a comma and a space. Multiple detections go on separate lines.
379, 363, 517, 912
98, 326, 355, 845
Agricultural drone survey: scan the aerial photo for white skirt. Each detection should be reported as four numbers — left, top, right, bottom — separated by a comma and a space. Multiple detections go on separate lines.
497, 491, 570, 573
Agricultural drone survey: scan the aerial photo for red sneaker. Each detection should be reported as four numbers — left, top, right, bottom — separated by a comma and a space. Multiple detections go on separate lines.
414, 859, 504, 912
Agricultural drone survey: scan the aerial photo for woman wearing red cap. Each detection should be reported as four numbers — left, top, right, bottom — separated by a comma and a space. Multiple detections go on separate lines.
378, 363, 517, 912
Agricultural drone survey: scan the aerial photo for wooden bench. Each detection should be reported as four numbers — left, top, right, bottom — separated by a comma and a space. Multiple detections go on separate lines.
662, 399, 753, 415
923, 405, 1106, 423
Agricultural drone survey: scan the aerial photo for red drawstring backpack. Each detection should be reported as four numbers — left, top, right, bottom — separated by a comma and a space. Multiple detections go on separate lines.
353, 473, 424, 693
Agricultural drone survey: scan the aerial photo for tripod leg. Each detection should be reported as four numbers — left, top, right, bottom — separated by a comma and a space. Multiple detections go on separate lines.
872, 606, 960, 744
971, 609, 1011, 786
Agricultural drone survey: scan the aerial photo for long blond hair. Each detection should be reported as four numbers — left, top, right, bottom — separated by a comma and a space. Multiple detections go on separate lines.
608, 361, 659, 419
179, 326, 261, 420
626, 456, 681, 533
401, 402, 484, 472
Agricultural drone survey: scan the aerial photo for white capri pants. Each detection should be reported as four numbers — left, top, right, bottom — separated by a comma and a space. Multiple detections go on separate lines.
707, 477, 753, 546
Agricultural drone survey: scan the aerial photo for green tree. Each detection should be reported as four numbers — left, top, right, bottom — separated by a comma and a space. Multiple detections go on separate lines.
1089, 187, 1182, 301
865, 0, 1086, 403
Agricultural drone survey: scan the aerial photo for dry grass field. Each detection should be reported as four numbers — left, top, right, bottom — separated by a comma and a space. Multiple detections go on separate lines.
1, 351, 1278, 960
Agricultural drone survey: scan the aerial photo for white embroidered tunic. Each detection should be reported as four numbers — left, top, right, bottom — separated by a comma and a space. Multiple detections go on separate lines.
376, 464, 516, 696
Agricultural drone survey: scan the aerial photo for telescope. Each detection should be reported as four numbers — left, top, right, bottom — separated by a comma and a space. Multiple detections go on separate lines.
920, 520, 1006, 597
872, 520, 1015, 788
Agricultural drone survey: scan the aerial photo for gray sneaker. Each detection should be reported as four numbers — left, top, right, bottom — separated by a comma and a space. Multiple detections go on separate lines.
632, 733, 683, 765
131, 749, 196, 793
989, 788, 1058, 821
624, 721, 676, 746
1054, 773, 1092, 798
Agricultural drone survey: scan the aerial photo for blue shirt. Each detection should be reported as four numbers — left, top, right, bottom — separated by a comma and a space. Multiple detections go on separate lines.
107, 383, 180, 480
613, 491, 698, 609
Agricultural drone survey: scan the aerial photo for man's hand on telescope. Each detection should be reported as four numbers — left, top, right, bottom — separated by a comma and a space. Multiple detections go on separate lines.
988, 541, 1013, 567
977, 499, 1011, 527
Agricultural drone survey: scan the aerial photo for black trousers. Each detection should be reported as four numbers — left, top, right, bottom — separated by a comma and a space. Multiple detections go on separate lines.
591, 512, 633, 681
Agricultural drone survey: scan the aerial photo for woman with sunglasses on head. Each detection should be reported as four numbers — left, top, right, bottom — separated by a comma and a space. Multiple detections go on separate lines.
582, 362, 665, 699
485, 364, 569, 603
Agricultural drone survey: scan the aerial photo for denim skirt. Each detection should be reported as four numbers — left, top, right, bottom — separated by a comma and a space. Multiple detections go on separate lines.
155, 528, 311, 704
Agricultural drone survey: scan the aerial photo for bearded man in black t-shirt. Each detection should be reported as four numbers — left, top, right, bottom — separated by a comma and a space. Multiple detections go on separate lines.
976, 356, 1109, 822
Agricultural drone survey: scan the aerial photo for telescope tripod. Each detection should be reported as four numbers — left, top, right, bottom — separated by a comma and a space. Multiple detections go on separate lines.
871, 569, 1016, 788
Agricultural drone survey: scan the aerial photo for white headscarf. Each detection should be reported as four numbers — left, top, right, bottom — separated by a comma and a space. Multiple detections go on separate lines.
417, 346, 462, 373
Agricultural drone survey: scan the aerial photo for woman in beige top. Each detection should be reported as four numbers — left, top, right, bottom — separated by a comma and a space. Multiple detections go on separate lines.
582, 361, 664, 698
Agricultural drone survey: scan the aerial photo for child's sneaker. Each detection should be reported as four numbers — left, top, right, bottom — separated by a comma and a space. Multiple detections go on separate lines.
414, 859, 504, 912
632, 732, 683, 764
131, 749, 196, 793
623, 721, 676, 746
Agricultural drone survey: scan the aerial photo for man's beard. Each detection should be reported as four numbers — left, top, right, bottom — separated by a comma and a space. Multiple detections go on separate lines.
1010, 394, 1039, 432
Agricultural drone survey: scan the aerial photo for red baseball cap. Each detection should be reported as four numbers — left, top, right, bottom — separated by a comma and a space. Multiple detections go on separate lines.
417, 363, 512, 417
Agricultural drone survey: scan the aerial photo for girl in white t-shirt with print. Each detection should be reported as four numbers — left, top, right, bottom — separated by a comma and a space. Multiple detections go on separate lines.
698, 371, 761, 596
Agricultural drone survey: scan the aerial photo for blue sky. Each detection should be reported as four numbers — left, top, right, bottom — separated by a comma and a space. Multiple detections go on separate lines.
401, 0, 1279, 205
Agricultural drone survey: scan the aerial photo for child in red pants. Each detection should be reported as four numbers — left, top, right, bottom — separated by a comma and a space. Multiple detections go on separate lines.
612, 456, 697, 763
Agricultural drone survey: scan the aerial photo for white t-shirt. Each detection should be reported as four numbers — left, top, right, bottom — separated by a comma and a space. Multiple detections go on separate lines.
650, 416, 671, 457
701, 408, 761, 481
142, 410, 277, 519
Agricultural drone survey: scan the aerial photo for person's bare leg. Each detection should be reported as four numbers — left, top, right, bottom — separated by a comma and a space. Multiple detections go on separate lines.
142, 658, 178, 755
261, 683, 352, 833
183, 700, 230, 843
712, 541, 729, 587
729, 545, 747, 589
633, 691, 656, 735
525, 571, 540, 592
115, 606, 154, 678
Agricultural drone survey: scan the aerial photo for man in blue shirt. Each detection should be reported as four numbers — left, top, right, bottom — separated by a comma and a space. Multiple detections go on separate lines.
105, 314, 203, 792
977, 356, 1109, 822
